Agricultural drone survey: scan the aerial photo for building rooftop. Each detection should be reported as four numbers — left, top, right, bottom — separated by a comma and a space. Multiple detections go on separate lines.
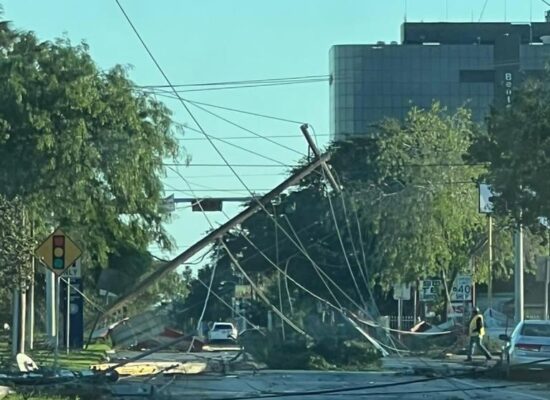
401, 21, 550, 45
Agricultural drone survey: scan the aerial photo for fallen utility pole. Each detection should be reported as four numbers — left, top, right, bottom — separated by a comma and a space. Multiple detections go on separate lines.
99, 153, 331, 320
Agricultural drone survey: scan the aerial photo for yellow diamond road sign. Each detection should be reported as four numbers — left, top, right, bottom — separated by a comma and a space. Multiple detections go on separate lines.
35, 229, 82, 276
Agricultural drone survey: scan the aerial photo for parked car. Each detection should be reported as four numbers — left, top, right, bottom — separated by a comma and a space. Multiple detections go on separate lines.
207, 322, 238, 341
500, 320, 550, 377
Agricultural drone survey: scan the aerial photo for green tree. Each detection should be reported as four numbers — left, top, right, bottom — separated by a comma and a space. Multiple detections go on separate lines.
469, 69, 550, 229
351, 105, 485, 284
188, 105, 494, 321
0, 195, 33, 301
0, 19, 179, 272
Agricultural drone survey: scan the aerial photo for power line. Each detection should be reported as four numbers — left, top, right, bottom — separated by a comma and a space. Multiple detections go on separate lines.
163, 181, 194, 196
170, 153, 309, 339
210, 382, 529, 400
114, 0, 375, 333
183, 99, 305, 156
180, 125, 301, 165
137, 74, 330, 89
178, 97, 306, 124
164, 163, 291, 168
207, 357, 550, 399
162, 180, 481, 194
177, 134, 331, 141
173, 154, 353, 337
321, 167, 367, 308
139, 78, 328, 93
141, 91, 307, 125
164, 189, 270, 193
167, 167, 271, 194
113, 0, 303, 201
165, 173, 287, 179
478, 0, 490, 22
163, 162, 486, 168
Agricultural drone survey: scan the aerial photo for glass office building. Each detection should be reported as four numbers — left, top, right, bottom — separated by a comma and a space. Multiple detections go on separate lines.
330, 21, 550, 139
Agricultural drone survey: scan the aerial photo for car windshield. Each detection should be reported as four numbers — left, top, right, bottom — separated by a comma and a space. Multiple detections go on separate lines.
214, 324, 233, 330
521, 324, 550, 337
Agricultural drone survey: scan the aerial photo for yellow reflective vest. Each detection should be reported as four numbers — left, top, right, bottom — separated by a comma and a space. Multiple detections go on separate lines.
469, 314, 485, 337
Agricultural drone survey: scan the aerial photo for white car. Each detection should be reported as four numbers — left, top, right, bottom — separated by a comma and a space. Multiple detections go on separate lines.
500, 320, 550, 377
207, 322, 238, 341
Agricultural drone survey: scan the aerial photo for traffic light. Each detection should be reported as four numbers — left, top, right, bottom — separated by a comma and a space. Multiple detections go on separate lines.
52, 235, 65, 270
192, 199, 223, 212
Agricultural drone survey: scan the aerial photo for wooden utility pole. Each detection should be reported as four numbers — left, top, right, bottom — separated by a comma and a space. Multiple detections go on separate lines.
300, 124, 341, 193
98, 153, 331, 321
488, 215, 493, 308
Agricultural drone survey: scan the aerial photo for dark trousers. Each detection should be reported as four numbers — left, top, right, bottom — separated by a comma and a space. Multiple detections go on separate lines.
468, 336, 491, 359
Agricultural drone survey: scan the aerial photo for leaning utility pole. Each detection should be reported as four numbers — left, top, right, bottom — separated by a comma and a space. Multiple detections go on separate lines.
300, 124, 341, 193
99, 153, 331, 320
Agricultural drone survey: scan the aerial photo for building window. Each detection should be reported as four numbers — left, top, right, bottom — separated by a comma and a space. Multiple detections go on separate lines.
459, 70, 495, 83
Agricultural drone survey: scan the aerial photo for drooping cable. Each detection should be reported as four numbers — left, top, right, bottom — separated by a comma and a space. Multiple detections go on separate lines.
139, 77, 328, 93
140, 92, 306, 125
179, 124, 295, 165
195, 278, 265, 336
137, 74, 330, 89
183, 100, 305, 156
220, 209, 344, 310
112, 0, 364, 332
320, 168, 367, 308
170, 165, 308, 337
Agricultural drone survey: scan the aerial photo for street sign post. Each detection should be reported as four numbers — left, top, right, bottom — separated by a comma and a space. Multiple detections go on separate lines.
392, 283, 411, 337
61, 261, 84, 349
450, 275, 473, 302
419, 279, 442, 302
449, 274, 473, 319
35, 229, 82, 276
35, 229, 82, 361
392, 283, 411, 301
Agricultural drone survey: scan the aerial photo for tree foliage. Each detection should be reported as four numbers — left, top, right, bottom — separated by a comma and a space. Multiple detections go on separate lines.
185, 105, 500, 321
0, 195, 33, 296
469, 69, 550, 229
0, 18, 179, 273
350, 105, 485, 284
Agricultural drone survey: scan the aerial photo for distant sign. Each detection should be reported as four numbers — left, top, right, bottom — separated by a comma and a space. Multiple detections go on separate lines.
392, 283, 411, 301
63, 261, 82, 279
161, 194, 176, 213
450, 274, 472, 302
479, 184, 495, 214
61, 259, 84, 348
419, 279, 442, 302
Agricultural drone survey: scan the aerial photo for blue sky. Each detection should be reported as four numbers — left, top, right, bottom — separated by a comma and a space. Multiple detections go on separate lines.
3, 0, 548, 267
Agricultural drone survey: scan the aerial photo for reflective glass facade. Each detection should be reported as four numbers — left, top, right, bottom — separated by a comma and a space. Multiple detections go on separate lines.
330, 25, 550, 140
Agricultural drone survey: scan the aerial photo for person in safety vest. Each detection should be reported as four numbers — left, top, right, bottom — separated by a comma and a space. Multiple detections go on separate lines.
466, 307, 492, 361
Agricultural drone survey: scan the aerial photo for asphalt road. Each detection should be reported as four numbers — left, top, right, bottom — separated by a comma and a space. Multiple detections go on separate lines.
114, 370, 550, 399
